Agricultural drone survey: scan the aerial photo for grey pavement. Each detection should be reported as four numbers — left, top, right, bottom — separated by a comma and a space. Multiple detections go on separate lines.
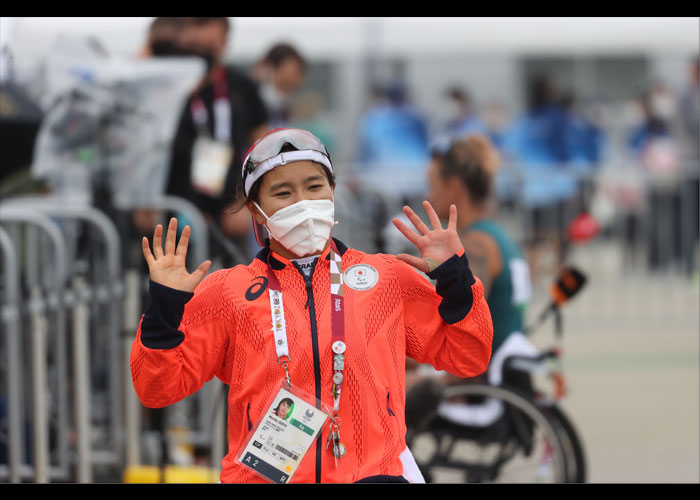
531, 239, 700, 483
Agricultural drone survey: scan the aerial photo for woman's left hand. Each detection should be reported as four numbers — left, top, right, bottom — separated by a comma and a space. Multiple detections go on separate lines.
392, 201, 463, 274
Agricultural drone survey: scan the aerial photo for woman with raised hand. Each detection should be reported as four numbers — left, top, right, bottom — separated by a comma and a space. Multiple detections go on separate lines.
131, 128, 493, 484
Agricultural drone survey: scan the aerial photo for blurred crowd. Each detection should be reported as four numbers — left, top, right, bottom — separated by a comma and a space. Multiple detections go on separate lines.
352, 59, 699, 277
0, 17, 698, 276
356, 61, 699, 168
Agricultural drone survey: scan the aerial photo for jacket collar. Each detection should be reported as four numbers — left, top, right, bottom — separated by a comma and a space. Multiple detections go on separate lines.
254, 237, 349, 270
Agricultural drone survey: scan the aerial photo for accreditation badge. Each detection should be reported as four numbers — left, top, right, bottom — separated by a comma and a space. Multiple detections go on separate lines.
190, 136, 233, 197
236, 382, 329, 483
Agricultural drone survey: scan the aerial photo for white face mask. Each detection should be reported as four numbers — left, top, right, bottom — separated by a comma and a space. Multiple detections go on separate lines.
254, 199, 336, 257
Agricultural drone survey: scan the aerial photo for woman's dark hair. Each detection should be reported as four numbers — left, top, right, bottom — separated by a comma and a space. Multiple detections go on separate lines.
227, 143, 336, 213
274, 398, 294, 412
433, 134, 499, 205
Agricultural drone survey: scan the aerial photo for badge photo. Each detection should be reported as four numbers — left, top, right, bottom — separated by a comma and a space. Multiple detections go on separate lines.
235, 382, 330, 484
343, 264, 379, 291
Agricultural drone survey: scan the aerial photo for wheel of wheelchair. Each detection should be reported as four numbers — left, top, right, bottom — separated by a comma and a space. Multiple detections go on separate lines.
406, 383, 574, 483
539, 404, 587, 483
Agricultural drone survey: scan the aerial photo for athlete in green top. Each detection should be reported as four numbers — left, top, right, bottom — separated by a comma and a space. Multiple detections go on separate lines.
425, 134, 534, 384
403, 134, 538, 429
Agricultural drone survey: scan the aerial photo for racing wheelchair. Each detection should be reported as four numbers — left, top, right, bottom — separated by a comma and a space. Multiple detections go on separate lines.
405, 266, 587, 483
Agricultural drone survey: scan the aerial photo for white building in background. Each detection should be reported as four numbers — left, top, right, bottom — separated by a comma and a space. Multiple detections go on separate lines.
4, 17, 699, 164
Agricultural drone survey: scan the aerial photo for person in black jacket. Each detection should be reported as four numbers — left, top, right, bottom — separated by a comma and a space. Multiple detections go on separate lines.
155, 17, 270, 260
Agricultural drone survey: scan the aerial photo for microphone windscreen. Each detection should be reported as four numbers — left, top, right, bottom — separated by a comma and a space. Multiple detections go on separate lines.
550, 266, 587, 305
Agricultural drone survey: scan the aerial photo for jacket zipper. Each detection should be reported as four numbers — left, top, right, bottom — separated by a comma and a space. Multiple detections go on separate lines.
246, 401, 253, 431
297, 260, 323, 483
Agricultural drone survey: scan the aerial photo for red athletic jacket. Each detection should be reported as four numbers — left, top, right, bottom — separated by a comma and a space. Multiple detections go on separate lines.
130, 239, 493, 483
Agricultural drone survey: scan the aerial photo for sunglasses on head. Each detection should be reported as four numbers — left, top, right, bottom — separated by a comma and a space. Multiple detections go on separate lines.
242, 128, 333, 196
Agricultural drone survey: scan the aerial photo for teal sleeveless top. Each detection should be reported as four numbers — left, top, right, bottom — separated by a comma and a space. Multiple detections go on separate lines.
463, 219, 532, 353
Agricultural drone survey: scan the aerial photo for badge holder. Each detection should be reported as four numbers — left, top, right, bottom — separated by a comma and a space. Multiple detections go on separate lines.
235, 379, 330, 484
190, 136, 233, 197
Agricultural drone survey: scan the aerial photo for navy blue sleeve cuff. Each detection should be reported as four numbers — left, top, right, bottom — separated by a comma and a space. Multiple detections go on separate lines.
427, 252, 476, 324
140, 280, 194, 349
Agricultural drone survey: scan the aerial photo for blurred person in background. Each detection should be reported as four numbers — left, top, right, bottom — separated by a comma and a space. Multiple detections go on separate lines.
139, 16, 187, 59
677, 57, 699, 277
427, 134, 533, 380
357, 81, 430, 170
440, 86, 486, 140
155, 17, 270, 262
678, 56, 699, 162
626, 85, 685, 272
358, 81, 431, 254
561, 93, 605, 168
502, 75, 579, 277
405, 134, 535, 428
503, 75, 569, 165
481, 100, 511, 154
287, 88, 336, 156
627, 84, 678, 164
631, 70, 700, 277
251, 42, 307, 128
479, 100, 519, 213
559, 93, 606, 246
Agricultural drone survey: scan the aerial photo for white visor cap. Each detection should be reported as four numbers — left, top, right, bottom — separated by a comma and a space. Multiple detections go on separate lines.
243, 149, 333, 197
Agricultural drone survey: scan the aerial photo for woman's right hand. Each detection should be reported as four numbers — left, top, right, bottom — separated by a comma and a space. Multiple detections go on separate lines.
142, 217, 212, 293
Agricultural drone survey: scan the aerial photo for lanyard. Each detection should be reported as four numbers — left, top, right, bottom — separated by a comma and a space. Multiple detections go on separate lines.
266, 255, 291, 385
265, 242, 347, 461
328, 247, 345, 413
190, 66, 231, 143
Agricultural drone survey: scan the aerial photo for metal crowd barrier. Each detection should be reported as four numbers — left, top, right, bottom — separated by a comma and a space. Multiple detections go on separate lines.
0, 226, 21, 483
119, 195, 228, 475
0, 195, 230, 483
0, 206, 68, 482
2, 197, 125, 482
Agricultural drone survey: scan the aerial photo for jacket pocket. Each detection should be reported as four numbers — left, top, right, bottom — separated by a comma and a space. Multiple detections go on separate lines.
247, 401, 253, 431
386, 389, 396, 417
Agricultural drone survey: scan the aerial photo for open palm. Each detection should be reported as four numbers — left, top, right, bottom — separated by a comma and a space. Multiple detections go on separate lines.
142, 217, 212, 293
392, 201, 463, 274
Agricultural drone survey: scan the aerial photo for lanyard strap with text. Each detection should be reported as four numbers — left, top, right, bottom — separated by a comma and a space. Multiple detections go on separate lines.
265, 242, 348, 462
327, 245, 347, 461
190, 66, 231, 142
